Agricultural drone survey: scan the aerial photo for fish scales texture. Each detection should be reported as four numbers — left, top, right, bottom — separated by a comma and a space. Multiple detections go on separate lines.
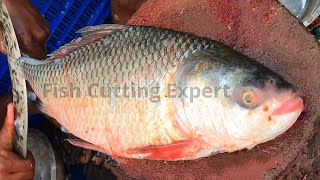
20, 26, 218, 158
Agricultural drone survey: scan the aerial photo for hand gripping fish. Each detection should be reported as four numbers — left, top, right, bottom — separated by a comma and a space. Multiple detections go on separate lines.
0, 1, 304, 160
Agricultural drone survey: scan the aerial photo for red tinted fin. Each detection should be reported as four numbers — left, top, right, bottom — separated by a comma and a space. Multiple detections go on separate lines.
67, 138, 108, 153
126, 138, 206, 160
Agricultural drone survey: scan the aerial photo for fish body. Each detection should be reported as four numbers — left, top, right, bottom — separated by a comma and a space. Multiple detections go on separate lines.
1, 3, 303, 160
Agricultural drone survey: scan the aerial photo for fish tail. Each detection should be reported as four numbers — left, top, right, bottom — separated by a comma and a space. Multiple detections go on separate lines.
0, 0, 28, 158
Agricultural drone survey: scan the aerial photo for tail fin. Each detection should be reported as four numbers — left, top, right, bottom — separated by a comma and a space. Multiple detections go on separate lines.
0, 0, 28, 158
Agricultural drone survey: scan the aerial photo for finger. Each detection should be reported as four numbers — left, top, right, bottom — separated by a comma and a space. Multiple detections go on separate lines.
20, 38, 46, 59
26, 150, 35, 170
25, 2, 43, 21
0, 103, 14, 151
0, 45, 5, 56
33, 20, 50, 43
33, 15, 50, 36
33, 29, 49, 46
78, 149, 92, 164
14, 26, 46, 59
0, 151, 34, 172
43, 21, 50, 36
38, 20, 50, 38
0, 93, 13, 122
20, 7, 48, 40
0, 33, 6, 54
7, 170, 34, 180
14, 151, 34, 172
9, 159, 34, 173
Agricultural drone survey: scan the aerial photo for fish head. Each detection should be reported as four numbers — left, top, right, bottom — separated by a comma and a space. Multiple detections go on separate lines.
213, 63, 303, 150
176, 51, 304, 151
222, 78, 304, 148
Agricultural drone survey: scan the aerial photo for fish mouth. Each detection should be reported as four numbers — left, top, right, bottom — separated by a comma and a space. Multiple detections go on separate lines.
272, 96, 304, 116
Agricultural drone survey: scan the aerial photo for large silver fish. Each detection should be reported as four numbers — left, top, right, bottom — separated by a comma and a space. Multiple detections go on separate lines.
0, 1, 303, 160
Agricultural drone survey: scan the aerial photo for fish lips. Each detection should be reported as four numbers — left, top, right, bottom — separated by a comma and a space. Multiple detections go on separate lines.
272, 96, 304, 116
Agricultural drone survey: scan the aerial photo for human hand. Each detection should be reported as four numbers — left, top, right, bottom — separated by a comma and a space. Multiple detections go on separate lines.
0, 0, 50, 59
0, 103, 34, 180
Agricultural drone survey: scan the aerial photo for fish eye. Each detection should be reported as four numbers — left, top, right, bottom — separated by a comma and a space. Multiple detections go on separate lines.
268, 79, 276, 85
242, 91, 256, 107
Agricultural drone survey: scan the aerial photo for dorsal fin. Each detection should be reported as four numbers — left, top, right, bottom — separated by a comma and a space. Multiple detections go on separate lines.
47, 24, 130, 60
76, 24, 129, 36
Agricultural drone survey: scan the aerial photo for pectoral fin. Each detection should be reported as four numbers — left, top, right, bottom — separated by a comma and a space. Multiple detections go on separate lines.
126, 138, 206, 160
67, 138, 108, 154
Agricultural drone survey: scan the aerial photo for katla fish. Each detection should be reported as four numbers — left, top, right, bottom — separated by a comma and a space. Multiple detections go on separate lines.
0, 1, 303, 160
